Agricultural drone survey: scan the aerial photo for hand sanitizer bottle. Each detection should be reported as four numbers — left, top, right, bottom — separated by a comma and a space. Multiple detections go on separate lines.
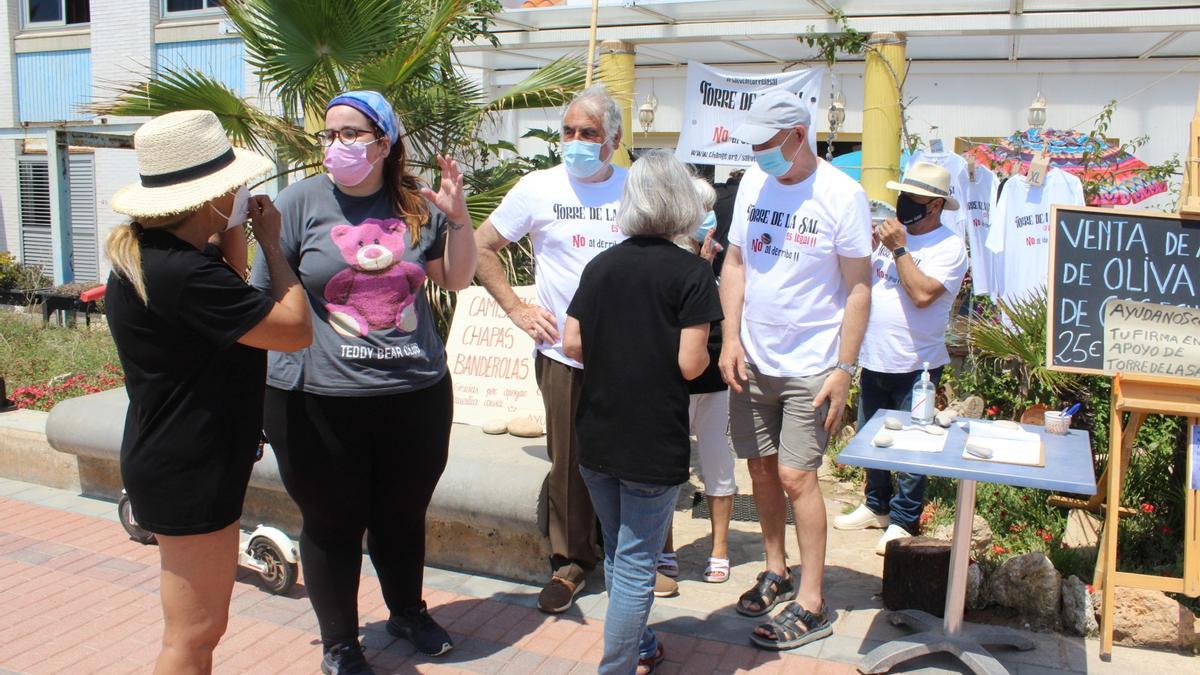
911, 361, 936, 425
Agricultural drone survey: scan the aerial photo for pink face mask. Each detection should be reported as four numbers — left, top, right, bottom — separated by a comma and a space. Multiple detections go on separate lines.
323, 140, 382, 187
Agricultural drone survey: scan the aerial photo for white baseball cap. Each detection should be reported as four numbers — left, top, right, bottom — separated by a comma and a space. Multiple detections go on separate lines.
732, 89, 812, 146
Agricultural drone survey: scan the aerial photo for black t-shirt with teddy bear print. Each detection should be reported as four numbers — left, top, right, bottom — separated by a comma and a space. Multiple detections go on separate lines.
250, 174, 448, 396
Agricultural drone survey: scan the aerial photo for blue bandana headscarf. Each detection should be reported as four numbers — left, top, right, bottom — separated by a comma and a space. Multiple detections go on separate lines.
325, 90, 402, 145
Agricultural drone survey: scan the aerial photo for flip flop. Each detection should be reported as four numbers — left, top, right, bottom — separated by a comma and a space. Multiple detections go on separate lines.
703, 557, 730, 584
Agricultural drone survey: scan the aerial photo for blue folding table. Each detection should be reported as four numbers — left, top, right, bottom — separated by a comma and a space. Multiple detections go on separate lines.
837, 410, 1096, 675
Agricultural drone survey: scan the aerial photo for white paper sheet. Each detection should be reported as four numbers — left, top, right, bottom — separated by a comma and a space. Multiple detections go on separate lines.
963, 421, 1043, 466
885, 426, 950, 453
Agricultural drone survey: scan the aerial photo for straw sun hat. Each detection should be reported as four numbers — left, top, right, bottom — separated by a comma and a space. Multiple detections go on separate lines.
110, 110, 274, 219
885, 161, 960, 211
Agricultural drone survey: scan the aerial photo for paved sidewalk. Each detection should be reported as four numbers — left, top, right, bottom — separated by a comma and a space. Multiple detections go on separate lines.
0, 477, 1193, 674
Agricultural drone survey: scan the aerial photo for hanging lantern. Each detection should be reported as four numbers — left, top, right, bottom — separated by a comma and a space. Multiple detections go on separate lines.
638, 93, 658, 133
828, 90, 847, 132
1028, 92, 1047, 129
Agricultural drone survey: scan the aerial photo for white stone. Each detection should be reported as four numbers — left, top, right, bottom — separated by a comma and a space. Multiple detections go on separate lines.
1061, 574, 1098, 636
988, 552, 1062, 629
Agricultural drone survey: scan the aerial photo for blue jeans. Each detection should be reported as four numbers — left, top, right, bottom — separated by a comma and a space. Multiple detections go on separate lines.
580, 465, 679, 675
856, 367, 943, 535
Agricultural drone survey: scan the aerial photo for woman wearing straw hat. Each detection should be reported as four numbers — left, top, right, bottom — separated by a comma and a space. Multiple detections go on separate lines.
105, 110, 312, 674
250, 90, 476, 674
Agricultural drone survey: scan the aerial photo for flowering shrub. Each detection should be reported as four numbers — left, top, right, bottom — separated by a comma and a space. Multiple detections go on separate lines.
10, 364, 124, 412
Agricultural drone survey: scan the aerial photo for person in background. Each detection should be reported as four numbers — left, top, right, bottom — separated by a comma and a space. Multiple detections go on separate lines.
563, 150, 723, 674
251, 90, 476, 674
105, 110, 311, 675
475, 84, 636, 613
834, 162, 968, 554
718, 90, 872, 650
657, 177, 737, 586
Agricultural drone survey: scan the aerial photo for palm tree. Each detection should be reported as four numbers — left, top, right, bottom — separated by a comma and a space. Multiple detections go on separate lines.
91, 0, 589, 223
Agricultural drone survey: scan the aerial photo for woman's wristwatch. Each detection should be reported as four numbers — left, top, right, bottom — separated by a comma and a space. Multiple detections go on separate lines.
835, 361, 857, 377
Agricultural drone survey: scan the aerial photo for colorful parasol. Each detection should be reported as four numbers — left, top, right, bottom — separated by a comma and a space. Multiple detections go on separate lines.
964, 128, 1167, 206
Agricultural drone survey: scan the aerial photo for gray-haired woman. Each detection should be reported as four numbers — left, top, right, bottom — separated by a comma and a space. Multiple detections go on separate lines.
562, 151, 723, 674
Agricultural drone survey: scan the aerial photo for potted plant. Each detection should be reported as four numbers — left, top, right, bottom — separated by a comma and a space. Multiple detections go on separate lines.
0, 252, 52, 307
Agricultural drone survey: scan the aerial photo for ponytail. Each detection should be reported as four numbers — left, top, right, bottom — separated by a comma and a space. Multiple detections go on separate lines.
106, 222, 146, 303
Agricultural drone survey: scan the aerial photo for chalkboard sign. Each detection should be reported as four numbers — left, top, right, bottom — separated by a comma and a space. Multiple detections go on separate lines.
1047, 205, 1200, 376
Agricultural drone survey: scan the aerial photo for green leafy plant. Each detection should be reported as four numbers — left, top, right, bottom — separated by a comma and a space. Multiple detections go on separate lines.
0, 252, 51, 292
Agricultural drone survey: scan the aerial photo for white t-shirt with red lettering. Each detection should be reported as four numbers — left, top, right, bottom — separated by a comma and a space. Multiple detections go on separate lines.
489, 163, 628, 367
965, 165, 998, 296
985, 168, 1084, 303
860, 226, 968, 373
728, 161, 873, 377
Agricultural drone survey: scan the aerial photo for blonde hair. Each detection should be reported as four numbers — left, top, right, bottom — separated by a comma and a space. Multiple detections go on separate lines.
104, 213, 187, 304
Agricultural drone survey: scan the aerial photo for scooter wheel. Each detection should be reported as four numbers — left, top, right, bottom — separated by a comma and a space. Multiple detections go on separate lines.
248, 537, 297, 595
117, 494, 157, 546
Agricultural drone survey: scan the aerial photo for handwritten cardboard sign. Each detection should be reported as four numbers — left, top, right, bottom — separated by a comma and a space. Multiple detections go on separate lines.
1101, 299, 1200, 380
1047, 205, 1200, 375
445, 285, 545, 427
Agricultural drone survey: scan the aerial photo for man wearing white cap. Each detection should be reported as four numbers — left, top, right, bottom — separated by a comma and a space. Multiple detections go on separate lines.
718, 89, 872, 650
835, 162, 968, 554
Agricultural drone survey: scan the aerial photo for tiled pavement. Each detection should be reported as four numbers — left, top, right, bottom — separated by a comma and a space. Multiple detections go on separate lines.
0, 477, 1194, 674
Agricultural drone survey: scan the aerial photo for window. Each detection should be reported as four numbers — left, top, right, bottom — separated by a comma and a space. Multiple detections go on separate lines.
164, 0, 223, 14
24, 0, 89, 27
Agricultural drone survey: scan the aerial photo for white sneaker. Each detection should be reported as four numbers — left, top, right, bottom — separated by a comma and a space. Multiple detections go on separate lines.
833, 504, 890, 531
875, 524, 913, 556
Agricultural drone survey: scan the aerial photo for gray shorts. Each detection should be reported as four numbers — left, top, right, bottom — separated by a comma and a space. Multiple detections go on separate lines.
727, 363, 833, 472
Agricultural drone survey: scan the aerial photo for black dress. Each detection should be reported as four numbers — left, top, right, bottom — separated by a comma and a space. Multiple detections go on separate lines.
105, 229, 274, 535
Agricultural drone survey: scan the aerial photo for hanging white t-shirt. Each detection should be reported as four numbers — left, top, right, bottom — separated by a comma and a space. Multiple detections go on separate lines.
984, 168, 1084, 304
728, 161, 872, 377
905, 151, 970, 239
860, 226, 968, 373
965, 165, 998, 296
489, 163, 628, 367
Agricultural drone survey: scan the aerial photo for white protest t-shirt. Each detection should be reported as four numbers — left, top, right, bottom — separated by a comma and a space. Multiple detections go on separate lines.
965, 166, 998, 296
489, 163, 628, 367
985, 168, 1084, 303
905, 151, 970, 239
860, 226, 968, 373
728, 161, 872, 377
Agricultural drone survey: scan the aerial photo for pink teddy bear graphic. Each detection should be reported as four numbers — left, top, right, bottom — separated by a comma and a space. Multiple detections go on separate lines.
324, 218, 426, 338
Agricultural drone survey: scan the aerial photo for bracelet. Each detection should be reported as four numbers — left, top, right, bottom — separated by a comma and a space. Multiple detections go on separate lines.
448, 219, 470, 231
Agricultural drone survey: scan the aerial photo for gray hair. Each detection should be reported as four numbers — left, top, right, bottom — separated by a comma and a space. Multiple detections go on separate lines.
617, 150, 704, 239
692, 177, 717, 211
564, 84, 623, 143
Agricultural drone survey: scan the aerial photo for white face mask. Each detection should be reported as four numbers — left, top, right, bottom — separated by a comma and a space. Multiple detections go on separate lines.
212, 185, 251, 231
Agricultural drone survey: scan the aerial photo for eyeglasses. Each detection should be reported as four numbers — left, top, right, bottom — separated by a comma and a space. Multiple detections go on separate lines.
313, 127, 381, 147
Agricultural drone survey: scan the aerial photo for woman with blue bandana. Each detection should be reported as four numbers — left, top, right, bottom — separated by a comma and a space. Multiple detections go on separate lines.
251, 90, 476, 674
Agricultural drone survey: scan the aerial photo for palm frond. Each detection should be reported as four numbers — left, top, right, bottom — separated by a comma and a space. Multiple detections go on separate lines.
969, 290, 1073, 396
90, 66, 274, 153
355, 0, 470, 98
480, 55, 588, 115
465, 177, 519, 225
225, 0, 408, 121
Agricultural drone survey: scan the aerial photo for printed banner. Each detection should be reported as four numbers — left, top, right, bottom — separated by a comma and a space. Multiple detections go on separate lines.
675, 63, 825, 167
445, 286, 545, 427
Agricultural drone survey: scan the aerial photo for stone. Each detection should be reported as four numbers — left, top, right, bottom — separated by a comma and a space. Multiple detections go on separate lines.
955, 396, 985, 419
872, 433, 894, 448
836, 424, 856, 446
1094, 586, 1198, 649
882, 536, 951, 617
1062, 509, 1101, 550
923, 424, 944, 436
929, 515, 994, 559
1061, 574, 1097, 636
481, 419, 508, 435
883, 416, 903, 431
506, 415, 544, 438
966, 562, 988, 610
934, 409, 958, 427
988, 552, 1062, 628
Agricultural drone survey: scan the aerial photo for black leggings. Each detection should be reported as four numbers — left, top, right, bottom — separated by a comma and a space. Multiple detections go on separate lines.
263, 374, 452, 646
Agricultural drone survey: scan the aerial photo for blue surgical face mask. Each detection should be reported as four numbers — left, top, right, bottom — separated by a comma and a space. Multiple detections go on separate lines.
562, 140, 606, 178
753, 132, 800, 177
692, 210, 717, 242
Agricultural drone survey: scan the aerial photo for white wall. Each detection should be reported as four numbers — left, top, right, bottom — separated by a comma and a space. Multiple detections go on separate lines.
494, 59, 1200, 212
0, 1, 20, 256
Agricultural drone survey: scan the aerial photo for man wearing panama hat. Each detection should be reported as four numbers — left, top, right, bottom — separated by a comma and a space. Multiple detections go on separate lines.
835, 161, 968, 554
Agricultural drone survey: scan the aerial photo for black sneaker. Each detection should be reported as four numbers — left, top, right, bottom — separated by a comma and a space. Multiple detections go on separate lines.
386, 601, 454, 656
320, 641, 375, 675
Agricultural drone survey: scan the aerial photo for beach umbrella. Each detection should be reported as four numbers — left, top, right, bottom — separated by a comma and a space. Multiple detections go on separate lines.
830, 149, 912, 182
964, 128, 1167, 206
